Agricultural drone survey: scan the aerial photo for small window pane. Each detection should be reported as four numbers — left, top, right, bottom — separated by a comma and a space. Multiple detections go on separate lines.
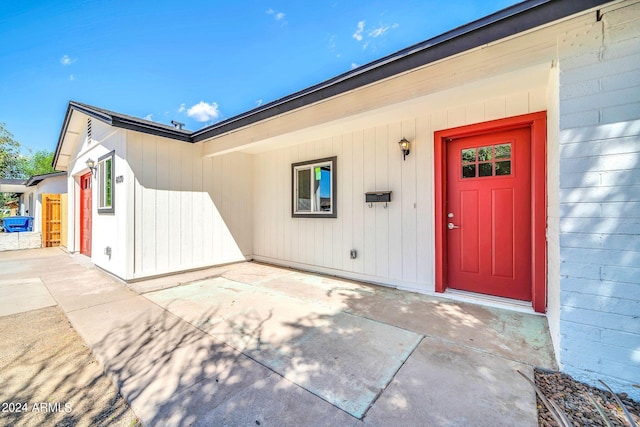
97, 152, 114, 213
292, 157, 336, 218
479, 162, 493, 177
316, 166, 332, 212
495, 161, 511, 175
462, 148, 476, 163
105, 158, 112, 207
99, 165, 105, 205
478, 146, 492, 161
495, 144, 511, 159
297, 169, 311, 211
462, 164, 476, 178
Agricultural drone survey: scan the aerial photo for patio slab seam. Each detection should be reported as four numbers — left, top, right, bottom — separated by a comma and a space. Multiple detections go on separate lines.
360, 334, 426, 420
61, 294, 141, 314
216, 273, 544, 367
140, 292, 363, 419
144, 277, 428, 419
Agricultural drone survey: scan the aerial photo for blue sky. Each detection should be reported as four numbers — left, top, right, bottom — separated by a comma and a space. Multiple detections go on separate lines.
0, 0, 515, 154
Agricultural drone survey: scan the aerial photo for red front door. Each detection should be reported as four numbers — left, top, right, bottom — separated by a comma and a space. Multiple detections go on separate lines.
80, 173, 92, 257
446, 127, 531, 301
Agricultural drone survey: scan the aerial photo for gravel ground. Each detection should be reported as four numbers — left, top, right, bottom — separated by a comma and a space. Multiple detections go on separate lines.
535, 368, 640, 427
0, 306, 139, 427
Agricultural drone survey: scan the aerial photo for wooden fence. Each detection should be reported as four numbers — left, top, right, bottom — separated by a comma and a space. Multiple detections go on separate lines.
41, 193, 62, 247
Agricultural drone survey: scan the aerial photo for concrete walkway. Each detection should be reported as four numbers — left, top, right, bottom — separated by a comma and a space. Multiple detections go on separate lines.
1, 248, 557, 426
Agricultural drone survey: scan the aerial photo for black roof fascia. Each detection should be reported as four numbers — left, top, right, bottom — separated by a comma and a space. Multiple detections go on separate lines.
191, 0, 611, 143
110, 116, 192, 142
70, 101, 193, 142
52, 103, 80, 169
68, 101, 114, 124
25, 171, 66, 187
52, 101, 192, 169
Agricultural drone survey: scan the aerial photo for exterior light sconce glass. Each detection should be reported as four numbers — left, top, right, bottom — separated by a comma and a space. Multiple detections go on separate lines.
85, 158, 97, 177
399, 137, 411, 160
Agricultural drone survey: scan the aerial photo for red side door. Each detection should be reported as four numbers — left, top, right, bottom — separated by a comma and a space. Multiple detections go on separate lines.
446, 127, 532, 301
80, 172, 92, 257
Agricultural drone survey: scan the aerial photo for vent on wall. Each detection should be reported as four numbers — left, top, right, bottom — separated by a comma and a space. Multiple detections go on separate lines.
87, 118, 92, 144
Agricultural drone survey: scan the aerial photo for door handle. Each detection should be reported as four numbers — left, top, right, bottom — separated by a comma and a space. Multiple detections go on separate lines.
448, 222, 459, 230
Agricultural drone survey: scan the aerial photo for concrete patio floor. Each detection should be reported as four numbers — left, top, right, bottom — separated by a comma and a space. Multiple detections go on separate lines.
0, 247, 557, 426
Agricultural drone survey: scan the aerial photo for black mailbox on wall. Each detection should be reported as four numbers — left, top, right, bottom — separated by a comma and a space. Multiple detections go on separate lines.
365, 191, 392, 203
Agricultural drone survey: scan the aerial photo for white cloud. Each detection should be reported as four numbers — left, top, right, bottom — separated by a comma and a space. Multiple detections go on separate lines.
369, 25, 389, 38
187, 101, 220, 122
178, 103, 186, 113
60, 54, 76, 65
266, 8, 286, 22
69, 74, 75, 81
352, 21, 365, 41
256, 99, 263, 107
352, 20, 398, 50
351, 63, 359, 70
144, 114, 153, 121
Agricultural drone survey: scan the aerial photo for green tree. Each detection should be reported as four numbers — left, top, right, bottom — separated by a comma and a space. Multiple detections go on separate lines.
0, 123, 57, 215
0, 122, 22, 179
17, 150, 56, 178
1, 123, 56, 179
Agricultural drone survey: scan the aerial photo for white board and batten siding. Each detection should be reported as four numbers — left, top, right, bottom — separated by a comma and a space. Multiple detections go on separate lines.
66, 119, 129, 279
253, 75, 547, 293
126, 132, 253, 279
557, 0, 640, 399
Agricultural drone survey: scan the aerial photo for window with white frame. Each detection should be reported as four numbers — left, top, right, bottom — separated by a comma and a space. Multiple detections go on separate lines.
292, 156, 336, 218
97, 151, 114, 213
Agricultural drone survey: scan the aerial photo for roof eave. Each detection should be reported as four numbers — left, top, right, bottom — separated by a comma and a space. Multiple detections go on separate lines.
52, 104, 79, 170
111, 116, 192, 142
52, 102, 193, 170
25, 171, 67, 187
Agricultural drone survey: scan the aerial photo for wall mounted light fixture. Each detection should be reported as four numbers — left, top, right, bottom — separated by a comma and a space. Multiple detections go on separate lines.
399, 137, 411, 161
85, 158, 97, 177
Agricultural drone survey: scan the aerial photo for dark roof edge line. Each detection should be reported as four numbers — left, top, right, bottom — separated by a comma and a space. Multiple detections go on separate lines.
52, 104, 75, 170
111, 117, 193, 142
25, 171, 67, 187
191, 0, 550, 139
191, 0, 610, 143
53, 101, 193, 168
53, 0, 613, 163
69, 101, 114, 124
71, 101, 192, 140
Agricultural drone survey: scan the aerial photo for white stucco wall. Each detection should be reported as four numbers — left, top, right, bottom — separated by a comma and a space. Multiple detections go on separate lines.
557, 0, 640, 399
36, 175, 67, 195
